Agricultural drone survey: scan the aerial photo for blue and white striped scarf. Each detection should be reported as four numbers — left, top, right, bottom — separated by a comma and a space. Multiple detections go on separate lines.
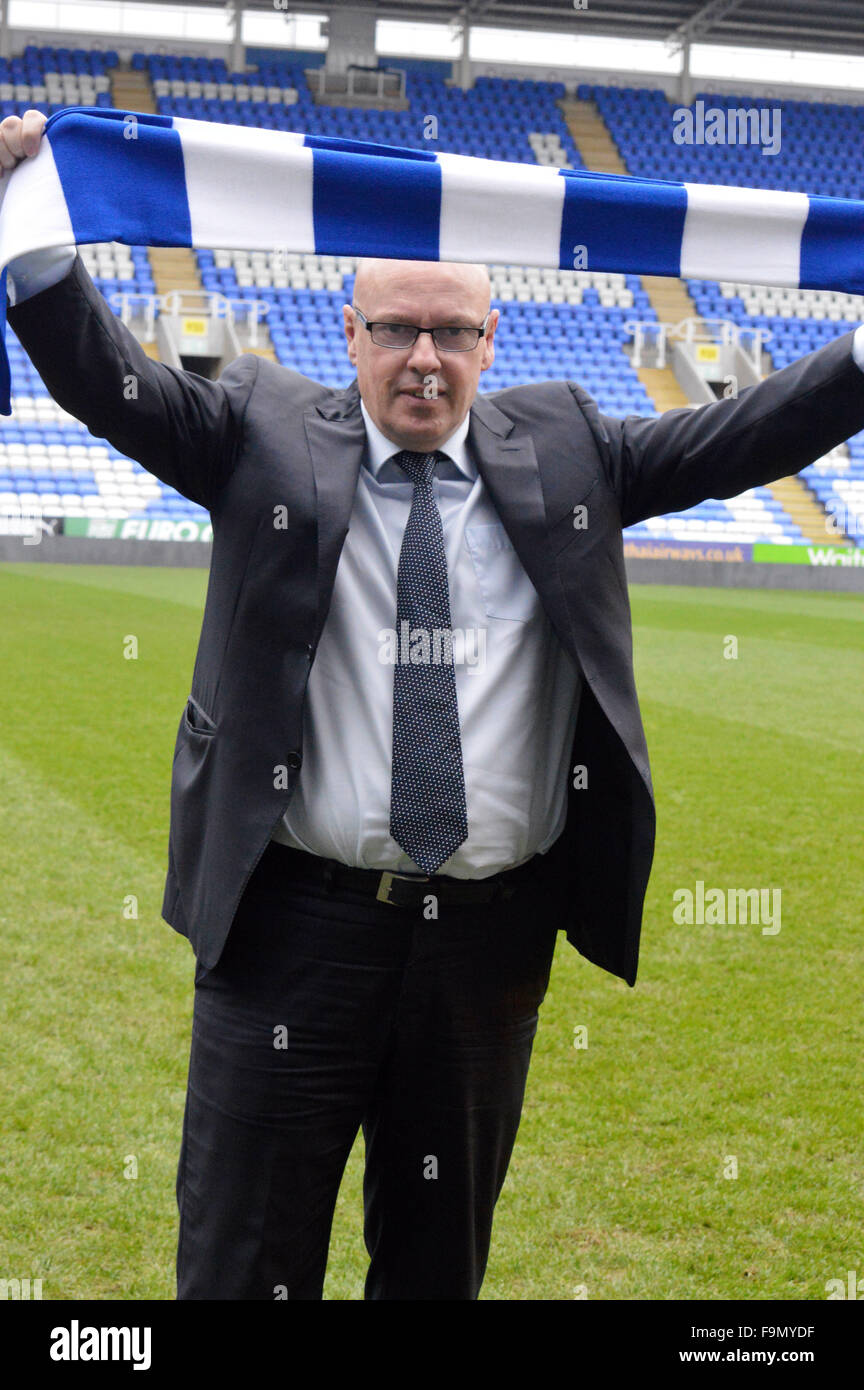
1, 104, 862, 415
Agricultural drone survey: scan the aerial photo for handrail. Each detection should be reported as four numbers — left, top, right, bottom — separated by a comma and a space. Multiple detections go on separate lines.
107, 291, 158, 340
111, 290, 272, 349
624, 316, 772, 371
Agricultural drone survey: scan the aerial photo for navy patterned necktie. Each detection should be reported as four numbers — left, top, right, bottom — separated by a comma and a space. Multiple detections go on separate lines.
389, 449, 469, 874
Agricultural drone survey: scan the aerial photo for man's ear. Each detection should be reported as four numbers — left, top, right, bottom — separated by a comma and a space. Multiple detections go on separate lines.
343, 304, 358, 364
480, 307, 499, 372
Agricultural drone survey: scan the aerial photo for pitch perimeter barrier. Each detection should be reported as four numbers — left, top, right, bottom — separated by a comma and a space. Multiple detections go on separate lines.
0, 523, 862, 589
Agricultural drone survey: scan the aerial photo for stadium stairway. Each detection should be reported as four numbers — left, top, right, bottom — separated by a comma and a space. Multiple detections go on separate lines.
634, 277, 705, 412
149, 247, 202, 295
228, 324, 279, 363
109, 64, 156, 115
560, 100, 704, 409
242, 342, 279, 363
635, 365, 691, 410
145, 249, 278, 364
639, 274, 700, 329
630, 277, 705, 413
766, 473, 850, 545
558, 97, 627, 175
145, 248, 197, 361
558, 90, 841, 543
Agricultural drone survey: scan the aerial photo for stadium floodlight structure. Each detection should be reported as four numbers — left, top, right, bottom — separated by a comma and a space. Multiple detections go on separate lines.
667, 0, 750, 54
17, 1, 864, 55
665, 0, 748, 103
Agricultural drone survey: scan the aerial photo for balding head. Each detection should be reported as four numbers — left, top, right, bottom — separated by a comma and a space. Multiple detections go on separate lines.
353, 258, 492, 309
343, 257, 499, 453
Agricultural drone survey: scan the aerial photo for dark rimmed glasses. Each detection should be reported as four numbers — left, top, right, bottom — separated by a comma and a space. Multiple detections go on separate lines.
352, 305, 490, 352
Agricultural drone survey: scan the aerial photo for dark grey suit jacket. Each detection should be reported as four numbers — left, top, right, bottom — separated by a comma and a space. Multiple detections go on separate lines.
9, 253, 864, 984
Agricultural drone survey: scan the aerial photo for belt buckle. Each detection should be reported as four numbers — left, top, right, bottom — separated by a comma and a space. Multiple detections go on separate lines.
376, 870, 430, 905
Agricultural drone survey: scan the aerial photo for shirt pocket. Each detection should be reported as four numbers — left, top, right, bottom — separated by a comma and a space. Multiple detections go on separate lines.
464, 523, 540, 623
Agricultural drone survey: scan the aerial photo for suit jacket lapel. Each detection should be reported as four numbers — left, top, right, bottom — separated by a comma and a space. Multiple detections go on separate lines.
304, 379, 574, 653
468, 393, 575, 646
304, 379, 367, 631
467, 392, 548, 565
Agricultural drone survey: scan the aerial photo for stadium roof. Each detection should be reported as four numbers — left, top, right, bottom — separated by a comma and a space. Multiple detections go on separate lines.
112, 1, 864, 59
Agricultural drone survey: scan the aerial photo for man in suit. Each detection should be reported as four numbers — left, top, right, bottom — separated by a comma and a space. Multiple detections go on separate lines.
5, 110, 864, 1300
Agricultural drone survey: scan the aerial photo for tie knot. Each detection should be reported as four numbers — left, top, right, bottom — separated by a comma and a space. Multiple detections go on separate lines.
394, 450, 440, 486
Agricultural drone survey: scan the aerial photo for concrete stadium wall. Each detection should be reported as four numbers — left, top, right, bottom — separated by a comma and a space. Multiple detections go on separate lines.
2, 536, 863, 592
624, 558, 864, 592
0, 536, 211, 568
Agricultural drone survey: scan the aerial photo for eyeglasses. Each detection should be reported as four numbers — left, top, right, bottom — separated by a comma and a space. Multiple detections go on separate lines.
352, 306, 490, 352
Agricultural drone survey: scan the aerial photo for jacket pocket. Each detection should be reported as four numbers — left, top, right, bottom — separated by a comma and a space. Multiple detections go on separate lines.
183, 695, 218, 737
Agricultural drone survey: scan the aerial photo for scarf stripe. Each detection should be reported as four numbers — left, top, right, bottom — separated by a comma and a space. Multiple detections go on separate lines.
1, 103, 863, 415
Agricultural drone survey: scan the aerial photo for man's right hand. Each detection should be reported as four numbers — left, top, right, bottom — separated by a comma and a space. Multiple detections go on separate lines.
0, 110, 48, 176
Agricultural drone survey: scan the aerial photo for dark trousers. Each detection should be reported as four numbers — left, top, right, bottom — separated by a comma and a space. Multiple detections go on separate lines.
174, 842, 559, 1300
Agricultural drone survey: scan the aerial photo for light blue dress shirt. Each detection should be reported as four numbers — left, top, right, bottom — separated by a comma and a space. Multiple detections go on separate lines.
272, 401, 583, 877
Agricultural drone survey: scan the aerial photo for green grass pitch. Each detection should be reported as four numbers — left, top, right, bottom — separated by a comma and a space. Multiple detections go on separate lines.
0, 562, 861, 1300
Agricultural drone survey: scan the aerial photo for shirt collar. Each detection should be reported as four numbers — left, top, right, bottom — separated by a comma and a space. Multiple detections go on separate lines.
360, 399, 475, 481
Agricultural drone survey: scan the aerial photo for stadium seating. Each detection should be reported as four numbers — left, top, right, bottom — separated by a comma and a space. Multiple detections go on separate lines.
589, 83, 864, 199
622, 490, 807, 545
147, 60, 584, 167
800, 434, 864, 544
1, 51, 861, 544
686, 279, 864, 370
0, 372, 176, 522
576, 81, 863, 544
0, 44, 116, 117
78, 242, 156, 298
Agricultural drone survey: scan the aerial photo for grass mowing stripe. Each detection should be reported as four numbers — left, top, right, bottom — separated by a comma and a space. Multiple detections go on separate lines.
632, 632, 863, 755
0, 742, 193, 1300
633, 583, 864, 627
0, 568, 860, 1298
0, 567, 205, 864
0, 561, 209, 609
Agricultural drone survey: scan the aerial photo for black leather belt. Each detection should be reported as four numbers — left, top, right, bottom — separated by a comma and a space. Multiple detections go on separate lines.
265, 840, 541, 907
